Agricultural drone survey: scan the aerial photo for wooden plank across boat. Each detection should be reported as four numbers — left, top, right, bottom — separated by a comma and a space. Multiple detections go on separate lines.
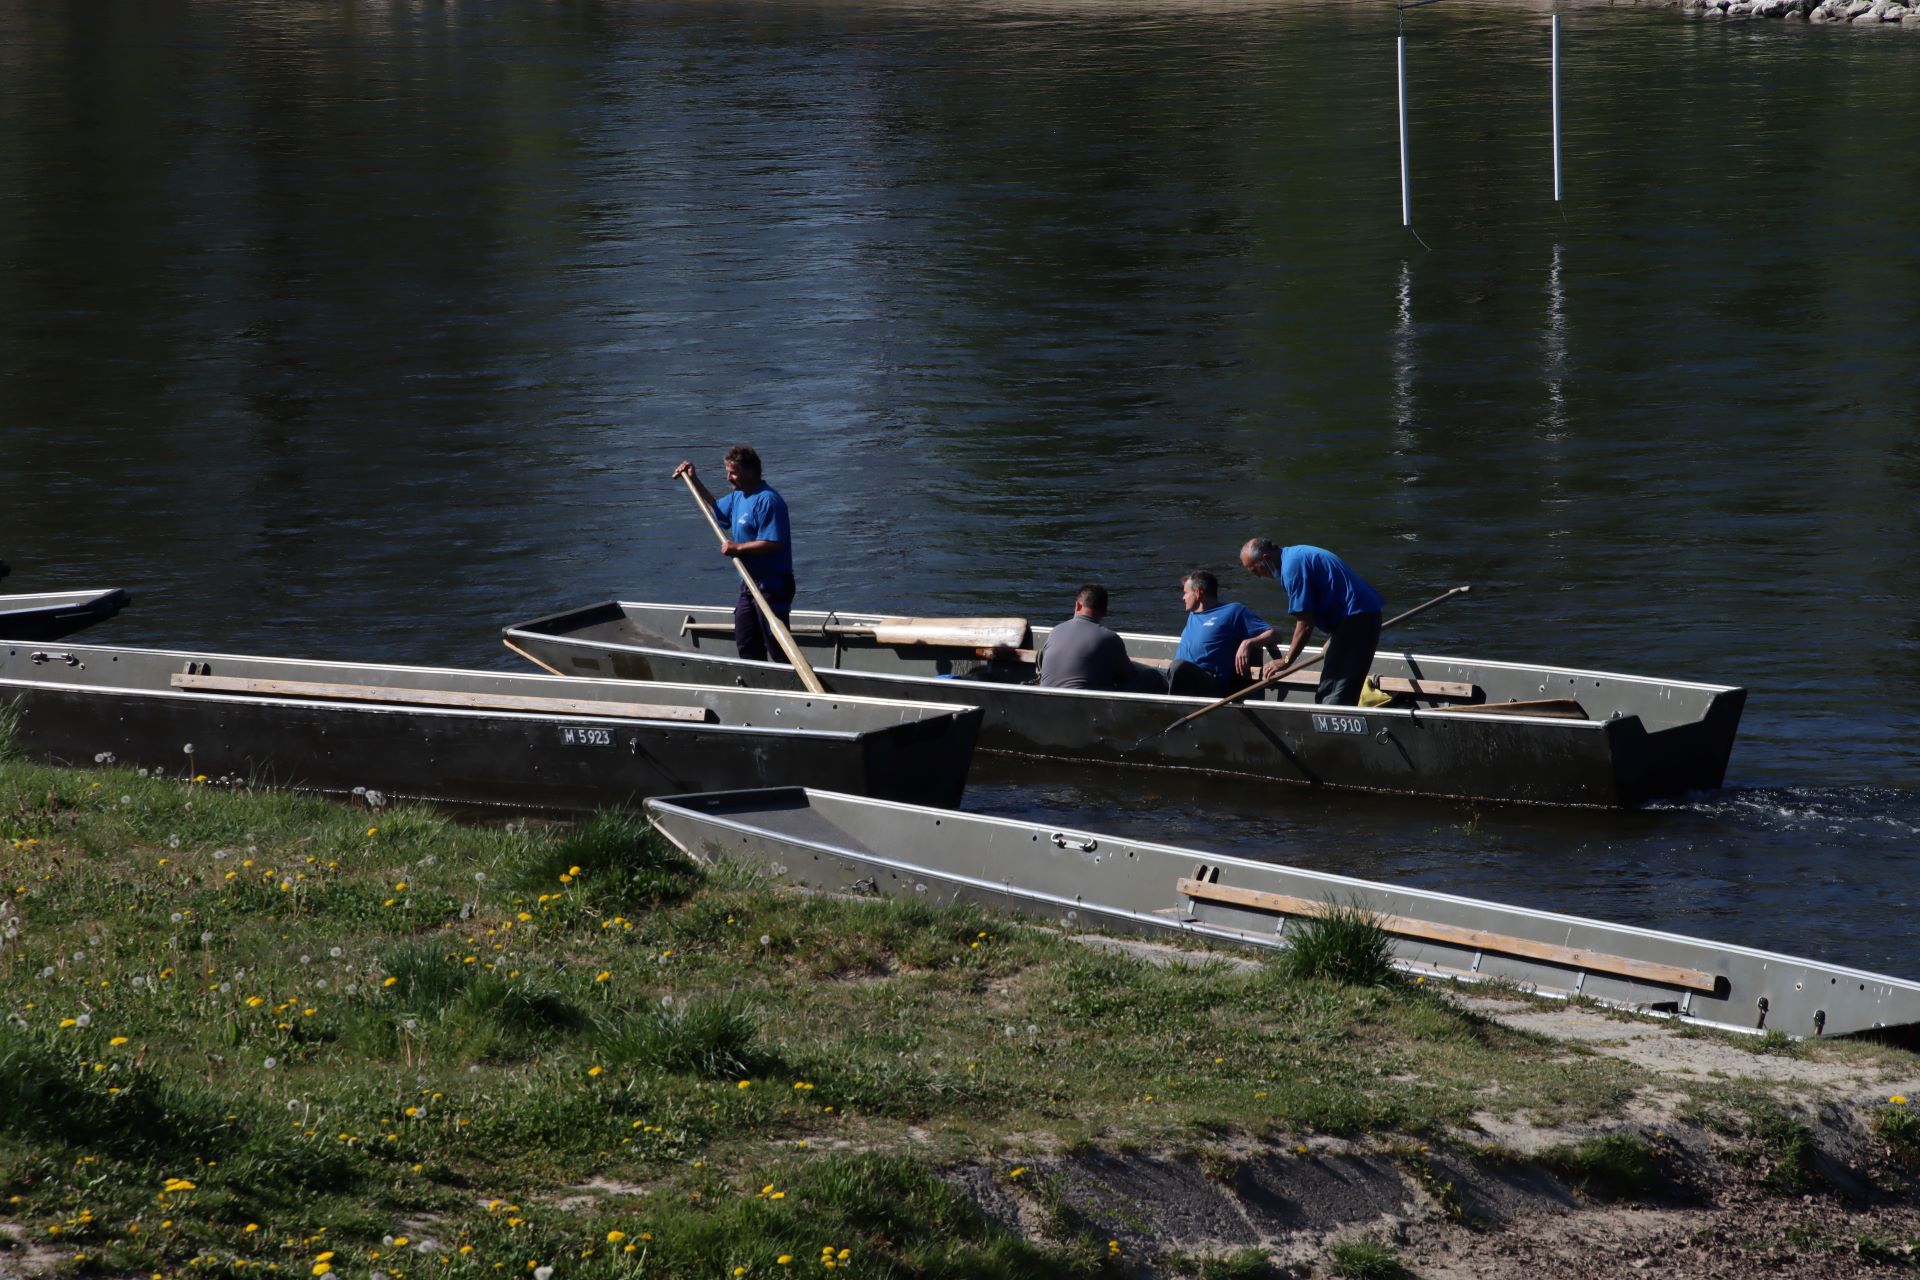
0, 589, 131, 641
644, 787, 1920, 1039
503, 601, 1748, 808
0, 641, 981, 812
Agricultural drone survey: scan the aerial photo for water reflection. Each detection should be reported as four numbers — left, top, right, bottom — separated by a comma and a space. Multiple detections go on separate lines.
2, 0, 1918, 971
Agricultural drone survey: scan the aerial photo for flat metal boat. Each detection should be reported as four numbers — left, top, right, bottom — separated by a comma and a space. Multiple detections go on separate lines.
505, 602, 1746, 808
0, 641, 980, 811
646, 787, 1920, 1039
0, 588, 131, 641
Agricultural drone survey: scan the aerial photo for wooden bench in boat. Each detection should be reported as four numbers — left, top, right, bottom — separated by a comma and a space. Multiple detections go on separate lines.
683, 616, 1030, 650
170, 674, 716, 723
1177, 875, 1716, 992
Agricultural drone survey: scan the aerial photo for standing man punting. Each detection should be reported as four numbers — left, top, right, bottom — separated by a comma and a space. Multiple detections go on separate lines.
672, 446, 795, 662
1239, 538, 1383, 706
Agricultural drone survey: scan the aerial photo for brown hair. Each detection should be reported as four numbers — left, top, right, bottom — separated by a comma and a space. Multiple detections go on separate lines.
724, 445, 762, 477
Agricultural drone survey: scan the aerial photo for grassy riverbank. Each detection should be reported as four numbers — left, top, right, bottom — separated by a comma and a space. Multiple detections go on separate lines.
4, 758, 1919, 1279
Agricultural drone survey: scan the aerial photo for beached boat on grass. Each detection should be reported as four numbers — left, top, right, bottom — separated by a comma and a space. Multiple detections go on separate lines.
0, 641, 980, 811
646, 787, 1920, 1039
504, 601, 1746, 809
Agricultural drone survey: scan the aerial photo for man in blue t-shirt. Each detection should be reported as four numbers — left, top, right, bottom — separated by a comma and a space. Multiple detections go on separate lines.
672, 445, 795, 662
1239, 538, 1384, 706
1166, 569, 1277, 697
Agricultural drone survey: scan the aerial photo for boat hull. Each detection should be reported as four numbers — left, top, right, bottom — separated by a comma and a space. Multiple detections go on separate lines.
0, 589, 131, 641
506, 602, 1747, 808
645, 788, 1920, 1040
0, 642, 980, 812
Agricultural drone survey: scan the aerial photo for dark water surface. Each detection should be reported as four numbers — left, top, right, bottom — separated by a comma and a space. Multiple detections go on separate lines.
4, 2, 1918, 975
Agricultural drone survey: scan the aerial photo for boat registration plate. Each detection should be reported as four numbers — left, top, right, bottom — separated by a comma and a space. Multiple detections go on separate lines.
1311, 714, 1368, 736
562, 727, 614, 747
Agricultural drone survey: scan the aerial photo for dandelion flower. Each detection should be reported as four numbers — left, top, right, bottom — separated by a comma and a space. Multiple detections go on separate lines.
1893, 1095, 1909, 1106
595, 971, 610, 983
312, 1266, 331, 1277
587, 1066, 603, 1078
776, 1257, 791, 1266
605, 1231, 624, 1244
383, 977, 398, 988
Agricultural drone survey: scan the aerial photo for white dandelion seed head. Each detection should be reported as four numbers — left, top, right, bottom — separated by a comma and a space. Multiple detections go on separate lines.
131, 975, 147, 988
300, 956, 311, 966
660, 995, 674, 1008
71, 950, 85, 962
170, 913, 183, 924
75, 1014, 91, 1028
200, 931, 213, 945
263, 1057, 278, 1069
534, 1267, 553, 1280
472, 871, 486, 883
344, 984, 358, 995
39, 966, 55, 979
330, 946, 343, 958
218, 982, 231, 993
182, 744, 194, 755
168, 836, 181, 849
213, 849, 228, 860
120, 796, 131, 806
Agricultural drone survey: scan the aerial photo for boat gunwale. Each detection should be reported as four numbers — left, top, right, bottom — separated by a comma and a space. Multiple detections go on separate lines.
645, 787, 1920, 995
504, 612, 1621, 730
581, 600, 1746, 698
0, 676, 935, 743
0, 640, 980, 723
0, 588, 128, 611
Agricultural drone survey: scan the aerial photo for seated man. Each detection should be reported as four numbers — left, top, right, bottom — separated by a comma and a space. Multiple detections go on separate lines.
1037, 584, 1156, 691
1166, 569, 1276, 697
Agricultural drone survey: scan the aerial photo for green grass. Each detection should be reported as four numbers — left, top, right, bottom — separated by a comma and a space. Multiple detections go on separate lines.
0, 755, 1822, 1279
1278, 900, 1396, 988
1541, 1133, 1663, 1201
1326, 1238, 1409, 1279
1874, 1101, 1920, 1172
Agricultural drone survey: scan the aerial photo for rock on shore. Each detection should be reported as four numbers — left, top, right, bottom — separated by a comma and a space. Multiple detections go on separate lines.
1681, 0, 1920, 21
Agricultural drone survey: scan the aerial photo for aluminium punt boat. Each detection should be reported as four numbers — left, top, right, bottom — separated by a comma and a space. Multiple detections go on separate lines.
0, 588, 131, 641
0, 640, 980, 811
503, 601, 1746, 808
645, 788, 1920, 1039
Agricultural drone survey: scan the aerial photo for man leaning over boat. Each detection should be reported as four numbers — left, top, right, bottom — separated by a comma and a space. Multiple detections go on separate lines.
672, 446, 795, 663
1240, 538, 1383, 706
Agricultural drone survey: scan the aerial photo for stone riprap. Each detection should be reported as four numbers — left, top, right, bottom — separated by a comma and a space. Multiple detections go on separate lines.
1680, 0, 1920, 20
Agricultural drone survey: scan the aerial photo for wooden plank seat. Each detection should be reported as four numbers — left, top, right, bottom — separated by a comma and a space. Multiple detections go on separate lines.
170, 674, 716, 723
684, 616, 1030, 650
1176, 877, 1716, 993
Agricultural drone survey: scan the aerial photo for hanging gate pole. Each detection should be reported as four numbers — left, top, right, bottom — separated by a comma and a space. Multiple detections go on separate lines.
1397, 34, 1411, 227
1551, 13, 1563, 202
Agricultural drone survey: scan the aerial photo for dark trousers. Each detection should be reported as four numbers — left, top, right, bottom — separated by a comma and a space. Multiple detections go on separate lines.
1317, 611, 1381, 706
1166, 659, 1250, 699
734, 577, 796, 662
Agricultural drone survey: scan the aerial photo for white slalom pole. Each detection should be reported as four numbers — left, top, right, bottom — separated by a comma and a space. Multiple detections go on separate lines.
1398, 34, 1411, 226
1551, 13, 1563, 202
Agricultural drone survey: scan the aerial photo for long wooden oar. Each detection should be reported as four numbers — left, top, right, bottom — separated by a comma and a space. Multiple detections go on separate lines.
1132, 584, 1470, 750
680, 472, 826, 695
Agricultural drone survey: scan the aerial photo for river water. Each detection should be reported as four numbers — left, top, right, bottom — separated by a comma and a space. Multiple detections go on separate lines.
4, 1, 1918, 980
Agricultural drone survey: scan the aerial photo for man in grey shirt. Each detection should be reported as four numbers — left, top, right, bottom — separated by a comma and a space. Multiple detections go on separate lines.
1038, 584, 1139, 690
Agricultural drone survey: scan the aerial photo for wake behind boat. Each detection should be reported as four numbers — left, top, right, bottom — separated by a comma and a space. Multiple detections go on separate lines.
645, 787, 1920, 1040
504, 601, 1747, 808
0, 641, 981, 811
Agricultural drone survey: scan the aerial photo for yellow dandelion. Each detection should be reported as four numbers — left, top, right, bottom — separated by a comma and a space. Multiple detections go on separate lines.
383, 977, 398, 987
588, 1066, 603, 1078
737, 1080, 751, 1089
606, 1231, 624, 1243
777, 1256, 791, 1266
109, 1036, 129, 1047
1894, 1095, 1910, 1106
595, 971, 611, 982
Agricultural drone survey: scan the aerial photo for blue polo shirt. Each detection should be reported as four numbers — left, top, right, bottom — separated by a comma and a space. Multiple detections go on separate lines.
714, 484, 793, 587
1173, 602, 1271, 680
1280, 545, 1382, 632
